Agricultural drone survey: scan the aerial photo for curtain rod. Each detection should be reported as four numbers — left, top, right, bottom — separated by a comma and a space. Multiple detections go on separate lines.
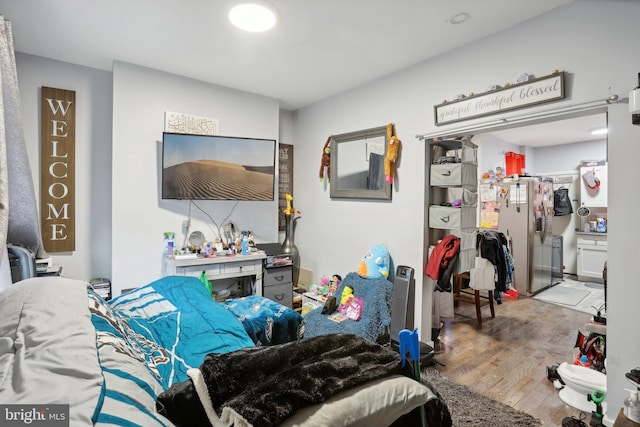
416, 95, 620, 141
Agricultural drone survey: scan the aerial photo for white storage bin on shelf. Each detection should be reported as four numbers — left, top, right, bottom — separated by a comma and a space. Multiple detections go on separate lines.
429, 206, 476, 230
430, 163, 477, 187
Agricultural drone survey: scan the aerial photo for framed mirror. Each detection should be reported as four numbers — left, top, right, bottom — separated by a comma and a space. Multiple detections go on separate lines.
329, 125, 392, 200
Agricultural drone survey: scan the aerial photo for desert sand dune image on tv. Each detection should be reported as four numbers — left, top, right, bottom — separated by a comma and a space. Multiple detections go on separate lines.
162, 132, 275, 200
163, 159, 274, 200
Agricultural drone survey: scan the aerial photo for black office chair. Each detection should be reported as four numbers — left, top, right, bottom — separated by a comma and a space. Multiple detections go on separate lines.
7, 244, 36, 283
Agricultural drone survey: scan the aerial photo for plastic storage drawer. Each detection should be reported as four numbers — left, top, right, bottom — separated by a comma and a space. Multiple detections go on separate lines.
264, 282, 293, 308
264, 266, 293, 286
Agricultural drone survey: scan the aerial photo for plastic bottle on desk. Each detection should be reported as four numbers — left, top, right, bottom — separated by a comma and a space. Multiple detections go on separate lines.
624, 389, 640, 423
241, 235, 249, 255
163, 232, 175, 258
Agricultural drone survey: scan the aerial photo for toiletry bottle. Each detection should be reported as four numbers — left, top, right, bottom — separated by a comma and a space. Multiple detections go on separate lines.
163, 232, 175, 258
624, 389, 640, 423
241, 235, 249, 255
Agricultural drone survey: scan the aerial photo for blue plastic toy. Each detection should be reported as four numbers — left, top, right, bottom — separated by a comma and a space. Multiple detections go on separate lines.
399, 328, 426, 427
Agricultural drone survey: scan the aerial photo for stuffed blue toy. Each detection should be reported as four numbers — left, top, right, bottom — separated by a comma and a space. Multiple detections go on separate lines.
357, 243, 389, 279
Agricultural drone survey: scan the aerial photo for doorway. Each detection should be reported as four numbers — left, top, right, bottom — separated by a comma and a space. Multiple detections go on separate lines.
423, 105, 610, 336
473, 112, 608, 277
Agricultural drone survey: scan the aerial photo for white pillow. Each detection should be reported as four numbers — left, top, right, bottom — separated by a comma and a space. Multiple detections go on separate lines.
281, 374, 435, 427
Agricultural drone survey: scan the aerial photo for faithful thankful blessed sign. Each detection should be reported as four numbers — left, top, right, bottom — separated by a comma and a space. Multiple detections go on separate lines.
434, 71, 565, 126
41, 87, 75, 252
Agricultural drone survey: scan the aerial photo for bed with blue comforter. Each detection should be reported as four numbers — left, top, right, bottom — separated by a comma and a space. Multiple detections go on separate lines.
107, 276, 256, 388
0, 275, 447, 426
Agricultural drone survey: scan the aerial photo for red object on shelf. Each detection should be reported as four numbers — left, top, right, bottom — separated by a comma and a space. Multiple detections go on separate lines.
505, 151, 526, 176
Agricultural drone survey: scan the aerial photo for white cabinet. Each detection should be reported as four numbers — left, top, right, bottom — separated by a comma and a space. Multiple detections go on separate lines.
577, 235, 607, 283
580, 164, 607, 207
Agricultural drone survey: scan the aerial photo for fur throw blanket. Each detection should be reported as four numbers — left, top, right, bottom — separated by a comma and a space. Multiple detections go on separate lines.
157, 333, 402, 426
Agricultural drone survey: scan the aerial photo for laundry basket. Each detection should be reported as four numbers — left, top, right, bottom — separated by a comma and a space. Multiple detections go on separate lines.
505, 151, 526, 176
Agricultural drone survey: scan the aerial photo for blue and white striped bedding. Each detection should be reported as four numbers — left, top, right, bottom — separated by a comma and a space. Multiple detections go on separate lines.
0, 275, 256, 426
107, 276, 255, 388
90, 276, 255, 425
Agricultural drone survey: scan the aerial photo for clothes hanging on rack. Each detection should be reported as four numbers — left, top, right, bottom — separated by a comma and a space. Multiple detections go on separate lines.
425, 235, 460, 292
476, 230, 511, 302
503, 244, 515, 288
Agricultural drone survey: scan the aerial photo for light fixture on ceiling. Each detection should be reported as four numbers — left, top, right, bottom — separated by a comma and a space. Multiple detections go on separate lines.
229, 2, 277, 32
448, 12, 470, 25
591, 128, 608, 135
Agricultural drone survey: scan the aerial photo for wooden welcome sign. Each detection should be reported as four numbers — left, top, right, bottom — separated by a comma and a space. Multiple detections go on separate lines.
40, 86, 75, 252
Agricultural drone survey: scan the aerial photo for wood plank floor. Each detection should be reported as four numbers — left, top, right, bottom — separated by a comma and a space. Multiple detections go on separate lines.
431, 291, 599, 426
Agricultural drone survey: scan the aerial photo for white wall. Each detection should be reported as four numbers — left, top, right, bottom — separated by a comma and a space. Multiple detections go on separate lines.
475, 133, 522, 179
535, 139, 607, 174
292, 0, 640, 420
475, 135, 606, 179
15, 53, 113, 282
111, 61, 280, 294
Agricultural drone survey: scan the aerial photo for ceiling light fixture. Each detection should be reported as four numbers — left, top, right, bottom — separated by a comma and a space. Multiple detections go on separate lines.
449, 12, 470, 25
591, 128, 608, 135
229, 2, 277, 32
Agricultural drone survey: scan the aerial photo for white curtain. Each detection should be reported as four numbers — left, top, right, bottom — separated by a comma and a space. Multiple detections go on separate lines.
0, 16, 45, 287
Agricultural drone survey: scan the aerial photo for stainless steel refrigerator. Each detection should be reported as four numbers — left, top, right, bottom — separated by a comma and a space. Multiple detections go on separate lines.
493, 177, 554, 296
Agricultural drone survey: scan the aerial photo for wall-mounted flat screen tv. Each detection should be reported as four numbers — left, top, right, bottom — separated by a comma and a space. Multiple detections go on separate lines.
162, 132, 276, 201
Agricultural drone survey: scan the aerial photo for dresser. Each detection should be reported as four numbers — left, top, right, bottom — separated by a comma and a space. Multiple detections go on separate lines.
263, 264, 294, 308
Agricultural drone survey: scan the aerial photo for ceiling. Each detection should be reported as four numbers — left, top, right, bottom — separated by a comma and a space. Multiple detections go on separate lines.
2, 0, 602, 147
0, 0, 575, 111
484, 112, 608, 147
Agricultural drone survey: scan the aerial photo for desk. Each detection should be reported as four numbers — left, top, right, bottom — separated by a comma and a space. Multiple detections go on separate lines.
163, 252, 267, 296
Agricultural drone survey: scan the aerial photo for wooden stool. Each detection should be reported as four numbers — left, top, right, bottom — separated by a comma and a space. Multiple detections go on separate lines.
452, 273, 495, 324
